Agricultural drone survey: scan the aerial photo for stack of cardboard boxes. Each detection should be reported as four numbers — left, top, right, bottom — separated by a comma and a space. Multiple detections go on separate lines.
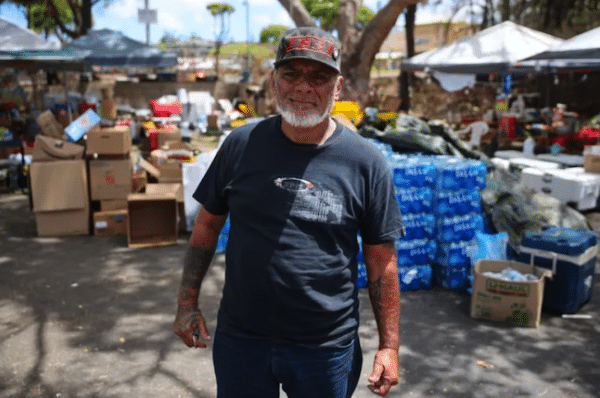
30, 114, 88, 236
30, 109, 187, 248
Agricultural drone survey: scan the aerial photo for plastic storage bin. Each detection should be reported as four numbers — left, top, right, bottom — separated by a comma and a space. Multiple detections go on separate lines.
519, 226, 597, 314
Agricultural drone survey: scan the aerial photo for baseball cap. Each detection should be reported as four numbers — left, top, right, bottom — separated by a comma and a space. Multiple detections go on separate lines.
274, 27, 341, 74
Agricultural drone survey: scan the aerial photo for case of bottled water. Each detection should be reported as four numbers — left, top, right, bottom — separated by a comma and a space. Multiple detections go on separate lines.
434, 263, 473, 294
401, 213, 436, 240
396, 187, 434, 214
437, 213, 484, 243
399, 265, 433, 292
396, 238, 437, 268
216, 217, 230, 254
434, 189, 481, 216
436, 240, 476, 268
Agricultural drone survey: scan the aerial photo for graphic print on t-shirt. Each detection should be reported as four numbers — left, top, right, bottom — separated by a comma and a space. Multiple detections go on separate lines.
274, 177, 343, 224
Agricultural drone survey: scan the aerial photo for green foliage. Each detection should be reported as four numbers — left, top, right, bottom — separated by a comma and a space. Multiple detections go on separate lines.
206, 2, 235, 15
259, 25, 290, 44
210, 42, 275, 59
300, 0, 374, 31
26, 0, 74, 38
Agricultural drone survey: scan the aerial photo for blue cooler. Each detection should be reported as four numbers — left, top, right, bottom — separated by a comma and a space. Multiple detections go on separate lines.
519, 226, 597, 314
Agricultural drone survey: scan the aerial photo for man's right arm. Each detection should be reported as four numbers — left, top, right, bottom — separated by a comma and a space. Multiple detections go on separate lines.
173, 207, 227, 348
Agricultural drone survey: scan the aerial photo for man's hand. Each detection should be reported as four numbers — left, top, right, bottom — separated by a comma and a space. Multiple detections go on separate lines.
173, 306, 211, 348
368, 348, 399, 396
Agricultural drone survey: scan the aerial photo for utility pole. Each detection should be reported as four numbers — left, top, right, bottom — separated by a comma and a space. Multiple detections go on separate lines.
243, 0, 250, 71
138, 0, 157, 45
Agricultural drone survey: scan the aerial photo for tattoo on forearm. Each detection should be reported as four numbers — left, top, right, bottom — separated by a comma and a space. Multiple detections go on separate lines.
178, 245, 215, 309
369, 277, 383, 321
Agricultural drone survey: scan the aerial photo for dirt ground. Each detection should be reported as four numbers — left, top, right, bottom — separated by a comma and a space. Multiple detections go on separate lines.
1, 191, 600, 398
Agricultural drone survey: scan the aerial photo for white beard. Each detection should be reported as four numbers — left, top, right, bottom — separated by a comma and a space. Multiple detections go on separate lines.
279, 107, 327, 128
274, 86, 335, 128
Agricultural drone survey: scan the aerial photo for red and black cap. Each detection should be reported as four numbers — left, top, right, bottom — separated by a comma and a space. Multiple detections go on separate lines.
274, 27, 341, 74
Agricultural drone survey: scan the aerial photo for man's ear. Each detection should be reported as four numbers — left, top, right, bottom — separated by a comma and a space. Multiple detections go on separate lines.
269, 69, 277, 95
334, 75, 344, 100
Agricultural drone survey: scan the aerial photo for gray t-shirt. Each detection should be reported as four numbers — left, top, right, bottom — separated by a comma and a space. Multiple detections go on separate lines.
194, 115, 403, 347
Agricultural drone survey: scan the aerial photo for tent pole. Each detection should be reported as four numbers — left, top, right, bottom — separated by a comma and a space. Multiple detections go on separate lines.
63, 72, 73, 123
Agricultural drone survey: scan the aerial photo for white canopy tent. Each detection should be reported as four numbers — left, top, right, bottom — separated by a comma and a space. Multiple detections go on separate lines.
401, 21, 563, 75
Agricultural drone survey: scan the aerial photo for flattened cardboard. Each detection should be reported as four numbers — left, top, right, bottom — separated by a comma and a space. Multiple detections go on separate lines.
35, 208, 90, 237
36, 110, 65, 140
89, 158, 132, 200
30, 160, 88, 212
470, 260, 552, 328
93, 210, 128, 237
127, 193, 178, 248
32, 135, 84, 162
583, 145, 600, 173
86, 126, 131, 155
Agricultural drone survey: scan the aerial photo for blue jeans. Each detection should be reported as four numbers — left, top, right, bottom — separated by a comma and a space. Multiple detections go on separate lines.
212, 329, 363, 398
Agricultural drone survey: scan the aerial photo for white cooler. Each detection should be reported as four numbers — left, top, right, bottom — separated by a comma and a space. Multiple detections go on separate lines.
520, 167, 600, 210
508, 157, 561, 173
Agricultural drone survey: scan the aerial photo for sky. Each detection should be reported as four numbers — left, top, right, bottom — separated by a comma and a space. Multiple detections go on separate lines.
0, 0, 459, 46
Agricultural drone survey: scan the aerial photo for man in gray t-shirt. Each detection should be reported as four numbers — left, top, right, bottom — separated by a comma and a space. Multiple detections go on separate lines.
174, 27, 404, 398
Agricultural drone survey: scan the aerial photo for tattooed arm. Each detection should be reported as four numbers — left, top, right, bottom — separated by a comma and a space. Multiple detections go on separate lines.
173, 207, 227, 348
363, 241, 400, 396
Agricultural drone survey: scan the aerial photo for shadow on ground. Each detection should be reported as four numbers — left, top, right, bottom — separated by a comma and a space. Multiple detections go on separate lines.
1, 193, 599, 398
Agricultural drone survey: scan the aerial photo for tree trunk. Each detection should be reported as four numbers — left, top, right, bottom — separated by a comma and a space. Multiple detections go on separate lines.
341, 0, 422, 105
277, 0, 315, 27
398, 4, 415, 112
277, 0, 424, 107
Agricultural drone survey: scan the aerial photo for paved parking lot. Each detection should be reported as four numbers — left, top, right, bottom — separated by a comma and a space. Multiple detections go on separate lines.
1, 192, 599, 398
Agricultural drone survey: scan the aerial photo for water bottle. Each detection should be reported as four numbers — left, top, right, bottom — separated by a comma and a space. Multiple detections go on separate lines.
399, 265, 433, 291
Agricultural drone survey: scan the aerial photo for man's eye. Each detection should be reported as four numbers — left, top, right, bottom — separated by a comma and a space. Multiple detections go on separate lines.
310, 74, 329, 85
283, 71, 300, 80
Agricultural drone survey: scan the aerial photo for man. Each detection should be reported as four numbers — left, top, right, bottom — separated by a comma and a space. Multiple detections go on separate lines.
174, 27, 404, 397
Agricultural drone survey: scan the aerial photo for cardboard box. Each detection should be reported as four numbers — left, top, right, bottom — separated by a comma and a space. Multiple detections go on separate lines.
30, 159, 90, 236
64, 109, 101, 143
127, 193, 178, 248
146, 183, 185, 232
100, 98, 117, 119
35, 208, 90, 237
32, 135, 85, 162
93, 210, 128, 237
30, 160, 88, 212
158, 162, 182, 183
89, 158, 132, 200
100, 199, 128, 211
583, 145, 600, 173
158, 129, 181, 148
86, 126, 131, 155
470, 260, 552, 328
131, 170, 147, 193
36, 110, 65, 139
145, 183, 183, 202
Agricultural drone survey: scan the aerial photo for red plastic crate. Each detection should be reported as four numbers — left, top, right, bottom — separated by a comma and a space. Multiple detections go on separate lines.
149, 100, 182, 118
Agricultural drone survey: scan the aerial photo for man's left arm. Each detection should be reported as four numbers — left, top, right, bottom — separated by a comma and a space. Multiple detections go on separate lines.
363, 241, 400, 396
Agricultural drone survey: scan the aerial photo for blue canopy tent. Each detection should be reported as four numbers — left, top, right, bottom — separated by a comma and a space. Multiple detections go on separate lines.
513, 26, 600, 73
62, 29, 178, 69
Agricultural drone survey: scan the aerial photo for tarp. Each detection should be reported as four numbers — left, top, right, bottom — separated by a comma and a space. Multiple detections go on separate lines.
513, 26, 600, 73
401, 21, 563, 75
0, 17, 86, 71
0, 50, 87, 72
62, 29, 178, 68
0, 17, 59, 51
